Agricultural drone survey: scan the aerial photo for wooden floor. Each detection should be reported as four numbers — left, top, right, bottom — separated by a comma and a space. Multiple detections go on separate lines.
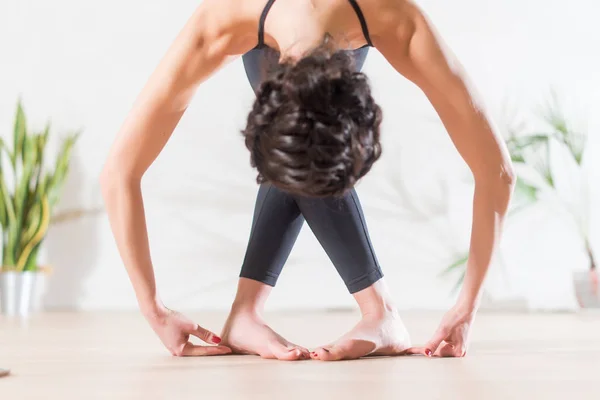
1, 310, 599, 399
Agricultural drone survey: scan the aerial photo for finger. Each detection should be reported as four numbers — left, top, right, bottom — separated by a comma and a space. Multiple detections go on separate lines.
180, 342, 232, 357
438, 342, 465, 358
425, 326, 451, 355
187, 324, 222, 345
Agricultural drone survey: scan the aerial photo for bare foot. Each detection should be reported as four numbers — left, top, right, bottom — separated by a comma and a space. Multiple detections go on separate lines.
310, 312, 411, 361
220, 310, 310, 361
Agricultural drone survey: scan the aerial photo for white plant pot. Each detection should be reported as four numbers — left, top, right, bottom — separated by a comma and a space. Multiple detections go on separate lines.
0, 270, 39, 317
573, 270, 600, 308
18, 271, 38, 317
0, 271, 19, 316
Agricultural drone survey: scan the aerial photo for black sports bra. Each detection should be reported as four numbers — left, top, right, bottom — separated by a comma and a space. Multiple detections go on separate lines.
256, 0, 373, 49
242, 0, 373, 92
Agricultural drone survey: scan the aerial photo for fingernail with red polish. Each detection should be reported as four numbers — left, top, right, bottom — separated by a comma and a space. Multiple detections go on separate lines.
425, 349, 432, 357
212, 336, 222, 344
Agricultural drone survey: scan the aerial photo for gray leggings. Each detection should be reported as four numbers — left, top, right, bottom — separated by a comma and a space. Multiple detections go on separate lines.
239, 183, 383, 294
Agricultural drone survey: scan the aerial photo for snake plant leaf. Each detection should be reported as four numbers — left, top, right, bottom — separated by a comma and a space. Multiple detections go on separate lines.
2, 100, 81, 271
47, 133, 79, 208
13, 135, 40, 257
13, 100, 27, 169
41, 122, 50, 146
0, 175, 17, 267
0, 138, 8, 227
23, 242, 42, 272
0, 174, 7, 228
22, 201, 42, 247
33, 126, 51, 188
0, 136, 14, 172
38, 173, 51, 197
15, 135, 38, 206
16, 195, 50, 271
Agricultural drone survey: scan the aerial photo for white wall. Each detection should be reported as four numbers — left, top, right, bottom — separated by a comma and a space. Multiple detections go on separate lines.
1, 0, 599, 312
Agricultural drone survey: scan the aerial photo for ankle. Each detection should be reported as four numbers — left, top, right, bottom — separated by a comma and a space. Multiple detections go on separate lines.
229, 300, 263, 317
353, 280, 398, 318
360, 301, 398, 319
229, 278, 272, 316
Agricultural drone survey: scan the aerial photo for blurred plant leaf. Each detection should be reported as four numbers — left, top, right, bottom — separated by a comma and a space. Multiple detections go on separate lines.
440, 253, 469, 277
439, 253, 469, 296
16, 195, 50, 271
23, 242, 42, 272
451, 269, 466, 295
540, 91, 587, 165
0, 171, 17, 266
506, 134, 550, 164
13, 99, 27, 169
1, 100, 81, 270
0, 138, 8, 228
34, 124, 51, 191
513, 177, 539, 204
47, 132, 80, 208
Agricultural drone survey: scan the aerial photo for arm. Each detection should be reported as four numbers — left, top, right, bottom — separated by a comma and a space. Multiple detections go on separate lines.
376, 5, 515, 354
100, 2, 248, 316
377, 7, 515, 307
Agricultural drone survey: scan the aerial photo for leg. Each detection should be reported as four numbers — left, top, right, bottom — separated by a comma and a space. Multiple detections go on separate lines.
294, 188, 383, 294
221, 184, 309, 360
238, 183, 305, 286
294, 189, 411, 360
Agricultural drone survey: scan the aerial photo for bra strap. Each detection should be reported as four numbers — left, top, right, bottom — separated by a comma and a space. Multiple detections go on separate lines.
258, 0, 277, 48
347, 0, 373, 46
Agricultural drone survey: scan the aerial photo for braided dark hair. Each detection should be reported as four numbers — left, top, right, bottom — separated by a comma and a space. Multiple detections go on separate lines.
241, 43, 383, 198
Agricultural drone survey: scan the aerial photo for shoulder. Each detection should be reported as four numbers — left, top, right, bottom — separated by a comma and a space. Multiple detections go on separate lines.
188, 0, 266, 51
360, 0, 420, 46
193, 0, 266, 24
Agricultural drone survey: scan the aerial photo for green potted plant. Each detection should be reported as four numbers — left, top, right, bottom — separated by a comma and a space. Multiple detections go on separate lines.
0, 100, 79, 317
442, 93, 598, 308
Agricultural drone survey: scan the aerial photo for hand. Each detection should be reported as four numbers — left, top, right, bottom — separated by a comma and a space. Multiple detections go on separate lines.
404, 302, 476, 358
145, 304, 232, 357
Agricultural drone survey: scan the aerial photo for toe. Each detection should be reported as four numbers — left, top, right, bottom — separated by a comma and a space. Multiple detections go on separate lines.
295, 346, 311, 360
281, 348, 303, 361
321, 339, 378, 361
314, 347, 341, 361
270, 343, 303, 361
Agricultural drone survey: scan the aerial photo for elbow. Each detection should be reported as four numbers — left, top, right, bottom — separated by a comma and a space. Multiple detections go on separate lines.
500, 160, 516, 190
474, 159, 516, 212
474, 159, 515, 188
99, 163, 119, 202
99, 159, 140, 200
